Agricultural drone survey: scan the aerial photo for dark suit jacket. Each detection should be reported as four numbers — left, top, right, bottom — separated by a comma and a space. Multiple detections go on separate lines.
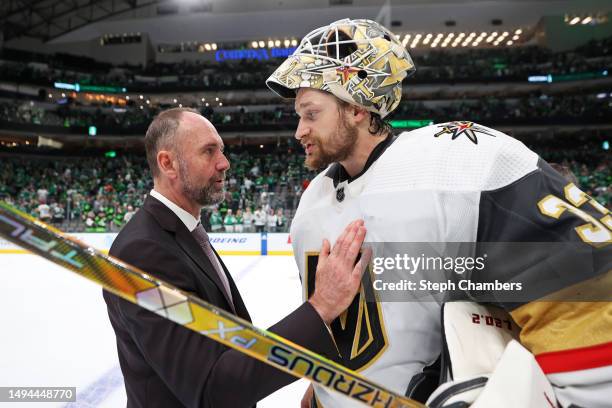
103, 195, 337, 407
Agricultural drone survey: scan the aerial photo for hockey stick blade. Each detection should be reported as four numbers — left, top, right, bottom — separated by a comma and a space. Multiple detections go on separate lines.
0, 202, 425, 408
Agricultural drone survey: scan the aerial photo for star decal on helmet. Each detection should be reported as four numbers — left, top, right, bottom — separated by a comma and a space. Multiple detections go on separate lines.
336, 66, 361, 83
434, 121, 497, 145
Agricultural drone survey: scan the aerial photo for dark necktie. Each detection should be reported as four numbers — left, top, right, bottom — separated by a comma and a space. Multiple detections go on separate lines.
191, 223, 234, 308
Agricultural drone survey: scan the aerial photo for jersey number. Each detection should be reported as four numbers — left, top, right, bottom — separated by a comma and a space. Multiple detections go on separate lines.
306, 253, 387, 371
538, 183, 611, 247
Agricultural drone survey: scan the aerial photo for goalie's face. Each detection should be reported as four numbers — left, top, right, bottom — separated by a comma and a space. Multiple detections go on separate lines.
294, 88, 358, 171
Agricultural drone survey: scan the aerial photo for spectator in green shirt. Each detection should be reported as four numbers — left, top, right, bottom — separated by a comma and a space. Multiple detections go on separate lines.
209, 209, 223, 232
234, 209, 244, 233
223, 209, 237, 233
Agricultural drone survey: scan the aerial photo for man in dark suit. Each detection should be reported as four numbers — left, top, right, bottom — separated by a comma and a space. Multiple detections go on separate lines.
103, 108, 368, 407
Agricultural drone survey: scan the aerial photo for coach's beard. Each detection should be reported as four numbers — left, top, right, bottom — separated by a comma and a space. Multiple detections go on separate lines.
186, 179, 225, 207
179, 160, 226, 206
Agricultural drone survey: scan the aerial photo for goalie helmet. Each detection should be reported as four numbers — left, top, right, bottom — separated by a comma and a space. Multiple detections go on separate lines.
266, 18, 415, 118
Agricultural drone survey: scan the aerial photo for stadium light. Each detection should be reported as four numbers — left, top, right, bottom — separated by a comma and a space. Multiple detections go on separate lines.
515, 29, 522, 34
251, 41, 258, 48
581, 16, 592, 24
569, 16, 581, 25
258, 41, 265, 48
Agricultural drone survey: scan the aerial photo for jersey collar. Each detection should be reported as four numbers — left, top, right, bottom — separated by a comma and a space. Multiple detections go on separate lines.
325, 133, 398, 188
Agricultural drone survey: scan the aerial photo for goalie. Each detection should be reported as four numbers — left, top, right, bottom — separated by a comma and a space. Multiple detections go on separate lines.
266, 18, 612, 407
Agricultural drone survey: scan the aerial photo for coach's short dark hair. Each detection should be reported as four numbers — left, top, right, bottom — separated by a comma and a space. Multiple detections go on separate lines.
144, 107, 200, 178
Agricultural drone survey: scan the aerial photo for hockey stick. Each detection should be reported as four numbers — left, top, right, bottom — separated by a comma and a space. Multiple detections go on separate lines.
0, 202, 425, 408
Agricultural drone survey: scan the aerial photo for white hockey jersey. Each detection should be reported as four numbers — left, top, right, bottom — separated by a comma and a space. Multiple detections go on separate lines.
290, 122, 612, 407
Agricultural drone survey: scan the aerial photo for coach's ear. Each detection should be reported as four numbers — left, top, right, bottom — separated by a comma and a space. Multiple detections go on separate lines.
157, 149, 178, 180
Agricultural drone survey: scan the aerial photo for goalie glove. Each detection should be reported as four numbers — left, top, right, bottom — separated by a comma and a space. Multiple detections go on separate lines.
426, 302, 559, 408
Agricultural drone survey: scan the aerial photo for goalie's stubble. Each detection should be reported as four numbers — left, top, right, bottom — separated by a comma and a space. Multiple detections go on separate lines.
304, 111, 359, 171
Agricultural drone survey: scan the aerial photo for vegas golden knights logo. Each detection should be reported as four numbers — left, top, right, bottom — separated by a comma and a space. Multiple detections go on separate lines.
306, 253, 388, 371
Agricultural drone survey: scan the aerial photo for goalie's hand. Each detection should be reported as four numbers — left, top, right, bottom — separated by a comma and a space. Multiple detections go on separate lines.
308, 219, 370, 324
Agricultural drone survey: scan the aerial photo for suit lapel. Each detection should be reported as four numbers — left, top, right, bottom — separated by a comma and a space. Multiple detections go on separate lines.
144, 195, 237, 314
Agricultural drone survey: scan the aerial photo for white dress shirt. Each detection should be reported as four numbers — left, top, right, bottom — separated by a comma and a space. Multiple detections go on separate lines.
149, 189, 199, 232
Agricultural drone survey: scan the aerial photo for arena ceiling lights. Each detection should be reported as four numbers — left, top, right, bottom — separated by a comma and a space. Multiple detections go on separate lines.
564, 12, 608, 26
250, 38, 299, 49
400, 28, 523, 49
248, 29, 524, 52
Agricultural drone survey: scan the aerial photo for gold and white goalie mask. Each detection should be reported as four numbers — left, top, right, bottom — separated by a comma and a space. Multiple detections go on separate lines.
265, 18, 415, 118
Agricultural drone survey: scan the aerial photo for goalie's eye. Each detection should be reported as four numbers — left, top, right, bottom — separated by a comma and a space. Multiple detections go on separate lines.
326, 30, 357, 60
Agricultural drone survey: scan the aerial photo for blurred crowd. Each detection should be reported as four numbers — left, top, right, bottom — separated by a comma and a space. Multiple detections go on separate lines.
0, 146, 315, 233
0, 134, 609, 233
1, 92, 610, 134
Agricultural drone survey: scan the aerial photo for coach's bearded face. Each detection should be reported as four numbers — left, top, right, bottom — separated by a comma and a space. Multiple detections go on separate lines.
178, 154, 226, 207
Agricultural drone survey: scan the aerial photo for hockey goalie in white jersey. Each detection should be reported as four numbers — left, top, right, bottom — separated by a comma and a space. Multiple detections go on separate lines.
266, 18, 612, 408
